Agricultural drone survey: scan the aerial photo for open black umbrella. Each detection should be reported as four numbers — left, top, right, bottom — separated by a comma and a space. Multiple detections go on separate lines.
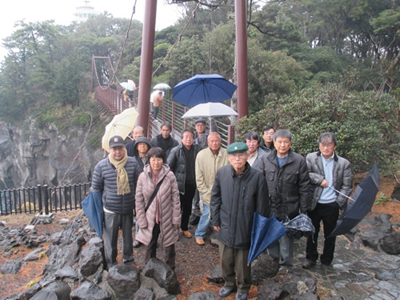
82, 191, 103, 237
328, 163, 380, 238
247, 212, 287, 265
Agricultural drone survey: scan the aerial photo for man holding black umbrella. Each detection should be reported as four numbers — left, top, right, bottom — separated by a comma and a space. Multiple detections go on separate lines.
302, 132, 353, 269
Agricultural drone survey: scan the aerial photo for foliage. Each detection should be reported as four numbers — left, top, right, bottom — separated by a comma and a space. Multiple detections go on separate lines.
0, 1, 399, 179
374, 193, 392, 205
237, 80, 400, 175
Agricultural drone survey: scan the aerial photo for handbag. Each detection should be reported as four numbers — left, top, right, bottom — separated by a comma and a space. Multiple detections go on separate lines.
144, 178, 165, 212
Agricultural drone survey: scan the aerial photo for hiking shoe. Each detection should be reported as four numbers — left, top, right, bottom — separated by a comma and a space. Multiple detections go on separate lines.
302, 260, 316, 269
195, 237, 205, 245
182, 230, 192, 238
218, 286, 237, 298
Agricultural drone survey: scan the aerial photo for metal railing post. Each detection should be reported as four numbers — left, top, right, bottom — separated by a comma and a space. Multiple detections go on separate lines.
37, 184, 42, 213
43, 185, 49, 215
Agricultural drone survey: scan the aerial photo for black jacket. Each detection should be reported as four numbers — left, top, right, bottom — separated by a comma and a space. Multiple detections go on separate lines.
210, 163, 270, 249
254, 149, 311, 220
91, 157, 139, 214
167, 143, 201, 194
151, 134, 178, 158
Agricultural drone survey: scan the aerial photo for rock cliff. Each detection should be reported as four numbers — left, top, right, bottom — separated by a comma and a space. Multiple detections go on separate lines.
0, 119, 104, 190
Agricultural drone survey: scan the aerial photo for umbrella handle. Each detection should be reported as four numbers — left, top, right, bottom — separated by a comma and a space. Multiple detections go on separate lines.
328, 186, 355, 203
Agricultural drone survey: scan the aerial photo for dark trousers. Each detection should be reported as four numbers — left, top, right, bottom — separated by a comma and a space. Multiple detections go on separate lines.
219, 243, 251, 293
153, 106, 159, 119
103, 211, 134, 268
145, 224, 176, 270
180, 183, 196, 231
306, 202, 340, 265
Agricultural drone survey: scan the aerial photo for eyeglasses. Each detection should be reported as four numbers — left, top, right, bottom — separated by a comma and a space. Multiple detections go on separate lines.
229, 152, 247, 158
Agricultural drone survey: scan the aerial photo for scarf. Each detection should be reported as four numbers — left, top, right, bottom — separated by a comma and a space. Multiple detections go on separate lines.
109, 151, 131, 195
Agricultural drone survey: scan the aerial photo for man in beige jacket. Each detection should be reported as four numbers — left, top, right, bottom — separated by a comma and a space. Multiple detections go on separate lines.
194, 132, 229, 245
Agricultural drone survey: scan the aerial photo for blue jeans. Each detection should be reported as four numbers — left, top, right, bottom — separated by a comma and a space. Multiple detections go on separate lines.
195, 204, 210, 238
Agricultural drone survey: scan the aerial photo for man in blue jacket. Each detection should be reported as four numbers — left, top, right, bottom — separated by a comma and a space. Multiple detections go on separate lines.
92, 136, 139, 269
211, 142, 270, 300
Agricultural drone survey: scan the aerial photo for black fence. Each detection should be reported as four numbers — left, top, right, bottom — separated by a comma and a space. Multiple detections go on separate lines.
0, 183, 91, 216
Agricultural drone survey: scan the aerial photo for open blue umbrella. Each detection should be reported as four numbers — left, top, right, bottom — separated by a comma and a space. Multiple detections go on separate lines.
82, 191, 103, 237
248, 212, 287, 265
172, 74, 237, 107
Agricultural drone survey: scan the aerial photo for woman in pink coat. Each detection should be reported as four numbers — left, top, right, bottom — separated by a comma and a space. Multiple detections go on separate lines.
135, 147, 181, 270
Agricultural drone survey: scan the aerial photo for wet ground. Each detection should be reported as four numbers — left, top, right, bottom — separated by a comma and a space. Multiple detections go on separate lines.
1, 197, 400, 299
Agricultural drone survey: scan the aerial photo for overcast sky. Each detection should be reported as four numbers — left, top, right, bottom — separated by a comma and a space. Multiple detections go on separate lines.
0, 0, 184, 59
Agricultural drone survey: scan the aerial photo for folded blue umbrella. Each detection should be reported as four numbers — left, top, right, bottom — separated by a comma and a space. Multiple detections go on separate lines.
81, 191, 103, 237
248, 212, 287, 265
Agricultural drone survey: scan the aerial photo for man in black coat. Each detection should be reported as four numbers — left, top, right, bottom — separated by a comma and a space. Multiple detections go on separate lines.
211, 142, 270, 300
167, 129, 201, 238
254, 129, 311, 266
151, 122, 178, 158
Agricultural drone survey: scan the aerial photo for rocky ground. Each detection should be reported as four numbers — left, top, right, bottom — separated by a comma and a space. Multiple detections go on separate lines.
0, 175, 398, 299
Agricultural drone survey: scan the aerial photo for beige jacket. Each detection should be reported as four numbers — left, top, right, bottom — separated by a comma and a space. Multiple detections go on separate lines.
195, 147, 229, 206
135, 164, 181, 247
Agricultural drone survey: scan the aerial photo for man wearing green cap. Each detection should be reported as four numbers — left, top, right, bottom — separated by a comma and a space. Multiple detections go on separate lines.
210, 142, 271, 300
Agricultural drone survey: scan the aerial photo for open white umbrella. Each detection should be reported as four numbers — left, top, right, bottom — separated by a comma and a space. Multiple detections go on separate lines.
101, 107, 139, 152
153, 83, 171, 90
120, 80, 136, 91
181, 102, 238, 119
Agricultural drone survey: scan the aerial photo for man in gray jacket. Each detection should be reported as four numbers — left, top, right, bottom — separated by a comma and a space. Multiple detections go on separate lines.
211, 142, 270, 300
302, 132, 353, 269
91, 136, 139, 269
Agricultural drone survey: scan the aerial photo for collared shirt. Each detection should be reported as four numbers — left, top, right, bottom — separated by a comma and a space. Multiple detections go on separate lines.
318, 154, 336, 204
247, 149, 258, 166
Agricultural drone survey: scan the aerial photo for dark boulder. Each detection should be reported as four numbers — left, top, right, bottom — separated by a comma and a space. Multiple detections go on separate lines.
133, 287, 155, 300
31, 281, 71, 300
142, 258, 180, 295
78, 238, 104, 277
391, 184, 400, 201
251, 252, 280, 283
69, 281, 111, 300
380, 231, 400, 255
106, 264, 141, 300
207, 265, 224, 284
188, 291, 218, 300
0, 260, 22, 274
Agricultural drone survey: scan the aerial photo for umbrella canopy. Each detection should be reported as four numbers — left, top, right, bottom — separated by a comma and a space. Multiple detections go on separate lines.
120, 80, 136, 91
153, 83, 171, 90
101, 107, 139, 152
181, 102, 238, 119
284, 214, 315, 240
248, 212, 287, 265
82, 192, 103, 237
329, 163, 380, 238
173, 74, 237, 107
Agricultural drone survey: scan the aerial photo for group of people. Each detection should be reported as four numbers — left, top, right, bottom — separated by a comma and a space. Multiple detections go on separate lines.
91, 120, 353, 300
